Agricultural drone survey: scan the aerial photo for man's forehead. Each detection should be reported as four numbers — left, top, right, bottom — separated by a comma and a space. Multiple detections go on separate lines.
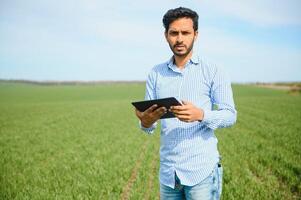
168, 18, 194, 31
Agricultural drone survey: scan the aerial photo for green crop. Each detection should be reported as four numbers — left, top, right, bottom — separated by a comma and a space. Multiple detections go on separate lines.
0, 82, 300, 200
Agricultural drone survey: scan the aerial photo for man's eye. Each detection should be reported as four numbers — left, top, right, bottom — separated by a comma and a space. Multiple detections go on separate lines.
169, 32, 178, 36
182, 32, 190, 35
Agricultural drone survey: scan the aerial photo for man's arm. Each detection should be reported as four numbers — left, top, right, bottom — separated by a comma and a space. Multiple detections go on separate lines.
201, 67, 237, 130
135, 70, 166, 134
170, 67, 237, 130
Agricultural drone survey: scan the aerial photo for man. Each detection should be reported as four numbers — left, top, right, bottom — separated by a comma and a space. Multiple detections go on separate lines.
135, 7, 237, 200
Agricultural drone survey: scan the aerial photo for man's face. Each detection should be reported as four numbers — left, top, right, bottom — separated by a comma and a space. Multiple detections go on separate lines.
165, 17, 198, 57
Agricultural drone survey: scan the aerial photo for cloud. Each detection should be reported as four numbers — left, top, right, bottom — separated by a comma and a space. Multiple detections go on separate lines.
201, 0, 301, 27
197, 27, 301, 82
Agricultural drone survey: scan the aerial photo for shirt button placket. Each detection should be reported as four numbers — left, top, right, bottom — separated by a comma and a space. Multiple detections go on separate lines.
177, 73, 184, 100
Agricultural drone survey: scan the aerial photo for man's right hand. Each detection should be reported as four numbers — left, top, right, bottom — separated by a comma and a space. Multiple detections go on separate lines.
135, 104, 167, 128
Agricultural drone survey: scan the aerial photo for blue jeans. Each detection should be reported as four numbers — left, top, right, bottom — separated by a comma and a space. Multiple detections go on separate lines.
160, 163, 223, 200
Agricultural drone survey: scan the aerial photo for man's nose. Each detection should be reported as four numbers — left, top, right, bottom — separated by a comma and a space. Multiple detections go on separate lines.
176, 33, 183, 43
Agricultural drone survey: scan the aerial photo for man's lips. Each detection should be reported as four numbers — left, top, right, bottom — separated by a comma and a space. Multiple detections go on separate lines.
174, 45, 185, 50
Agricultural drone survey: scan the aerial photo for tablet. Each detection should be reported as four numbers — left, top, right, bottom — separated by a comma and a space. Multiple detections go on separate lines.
132, 97, 182, 119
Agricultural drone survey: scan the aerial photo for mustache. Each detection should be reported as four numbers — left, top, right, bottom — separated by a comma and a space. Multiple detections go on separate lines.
174, 43, 186, 48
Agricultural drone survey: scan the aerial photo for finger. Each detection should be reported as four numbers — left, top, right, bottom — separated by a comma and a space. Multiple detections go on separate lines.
170, 105, 188, 112
148, 108, 166, 120
145, 104, 158, 113
172, 110, 190, 115
174, 113, 190, 119
154, 107, 167, 116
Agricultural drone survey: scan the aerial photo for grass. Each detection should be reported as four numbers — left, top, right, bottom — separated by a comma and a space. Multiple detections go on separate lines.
0, 82, 300, 199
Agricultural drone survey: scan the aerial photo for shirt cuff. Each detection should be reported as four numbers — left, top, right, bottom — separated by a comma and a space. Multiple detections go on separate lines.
199, 109, 214, 129
139, 121, 156, 134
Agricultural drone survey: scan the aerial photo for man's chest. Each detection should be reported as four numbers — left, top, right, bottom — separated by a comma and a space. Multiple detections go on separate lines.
155, 70, 212, 108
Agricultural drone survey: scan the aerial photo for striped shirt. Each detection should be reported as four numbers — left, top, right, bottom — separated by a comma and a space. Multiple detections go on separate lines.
140, 53, 237, 189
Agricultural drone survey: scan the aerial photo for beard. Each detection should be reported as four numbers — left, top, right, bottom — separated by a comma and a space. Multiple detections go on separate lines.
169, 39, 195, 57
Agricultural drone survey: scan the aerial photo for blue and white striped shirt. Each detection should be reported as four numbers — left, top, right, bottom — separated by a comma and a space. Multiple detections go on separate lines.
140, 53, 237, 189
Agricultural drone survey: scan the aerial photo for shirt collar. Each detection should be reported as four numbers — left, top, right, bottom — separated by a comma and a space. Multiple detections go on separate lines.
167, 53, 199, 72
191, 53, 200, 65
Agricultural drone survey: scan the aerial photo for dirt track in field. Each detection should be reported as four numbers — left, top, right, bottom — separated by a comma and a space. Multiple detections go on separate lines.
144, 151, 159, 200
120, 141, 149, 200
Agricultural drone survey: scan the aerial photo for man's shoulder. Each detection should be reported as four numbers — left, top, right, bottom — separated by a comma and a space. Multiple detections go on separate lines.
146, 60, 169, 81
199, 57, 218, 72
199, 57, 231, 83
198, 56, 232, 83
197, 57, 219, 78
153, 60, 169, 70
149, 60, 169, 74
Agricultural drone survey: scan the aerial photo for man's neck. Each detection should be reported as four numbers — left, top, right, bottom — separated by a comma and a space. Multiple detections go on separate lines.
174, 51, 193, 69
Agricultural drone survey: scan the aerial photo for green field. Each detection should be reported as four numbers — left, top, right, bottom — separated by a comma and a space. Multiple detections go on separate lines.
0, 82, 300, 200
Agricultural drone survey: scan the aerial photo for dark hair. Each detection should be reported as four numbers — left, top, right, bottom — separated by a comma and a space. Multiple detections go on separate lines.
163, 7, 199, 32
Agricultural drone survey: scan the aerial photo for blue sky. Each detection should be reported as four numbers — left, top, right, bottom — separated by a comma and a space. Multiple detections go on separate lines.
0, 0, 300, 83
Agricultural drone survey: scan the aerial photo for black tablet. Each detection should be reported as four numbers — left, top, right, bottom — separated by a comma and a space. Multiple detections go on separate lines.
132, 97, 182, 119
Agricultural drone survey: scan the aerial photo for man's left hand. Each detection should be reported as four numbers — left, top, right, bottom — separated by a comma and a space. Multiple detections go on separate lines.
170, 100, 204, 123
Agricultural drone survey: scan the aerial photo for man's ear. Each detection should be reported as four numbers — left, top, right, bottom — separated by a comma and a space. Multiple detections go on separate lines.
164, 31, 168, 41
194, 31, 199, 41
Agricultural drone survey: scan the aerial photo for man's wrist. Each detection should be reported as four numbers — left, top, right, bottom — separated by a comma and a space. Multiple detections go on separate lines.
197, 108, 204, 121
141, 121, 152, 128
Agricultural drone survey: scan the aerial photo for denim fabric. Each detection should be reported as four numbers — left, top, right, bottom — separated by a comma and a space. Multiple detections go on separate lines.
160, 163, 223, 200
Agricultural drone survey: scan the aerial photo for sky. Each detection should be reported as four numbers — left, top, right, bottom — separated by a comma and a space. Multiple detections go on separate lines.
0, 0, 301, 83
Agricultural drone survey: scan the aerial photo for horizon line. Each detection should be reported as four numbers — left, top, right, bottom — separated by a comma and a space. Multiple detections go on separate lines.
1, 79, 300, 85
